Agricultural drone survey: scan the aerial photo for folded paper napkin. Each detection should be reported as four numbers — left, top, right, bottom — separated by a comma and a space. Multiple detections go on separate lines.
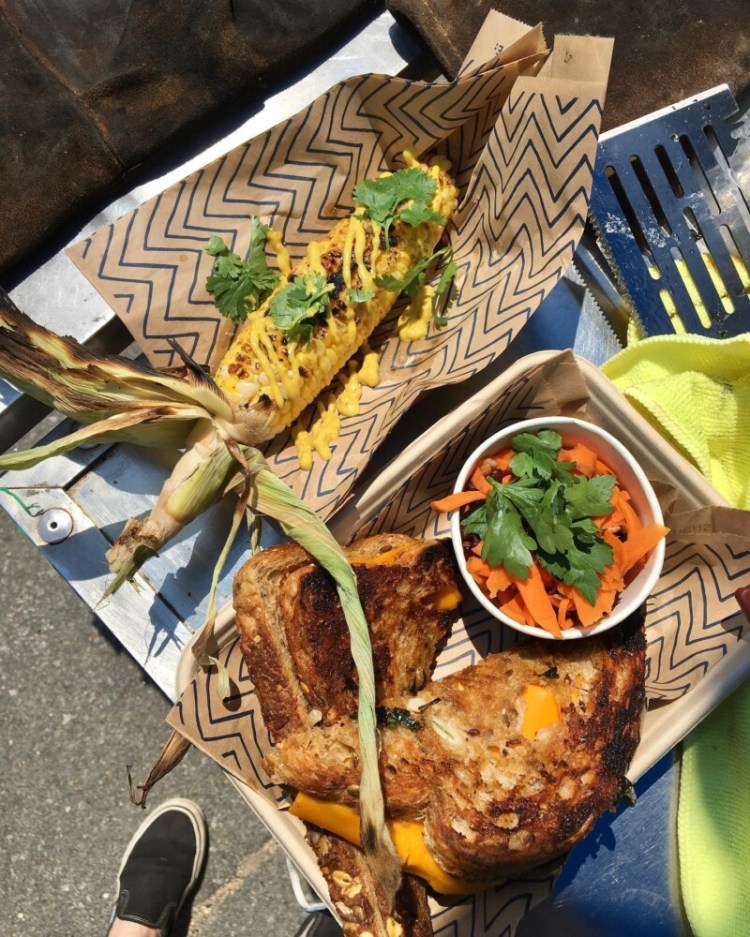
602, 332, 750, 937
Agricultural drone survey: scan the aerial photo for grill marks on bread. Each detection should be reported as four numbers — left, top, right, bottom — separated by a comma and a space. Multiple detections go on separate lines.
263, 619, 645, 883
417, 624, 645, 881
233, 534, 645, 896
235, 534, 459, 736
234, 534, 461, 936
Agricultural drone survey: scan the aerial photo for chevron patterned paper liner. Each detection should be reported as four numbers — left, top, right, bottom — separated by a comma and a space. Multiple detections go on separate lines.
67, 12, 612, 520
167, 352, 750, 936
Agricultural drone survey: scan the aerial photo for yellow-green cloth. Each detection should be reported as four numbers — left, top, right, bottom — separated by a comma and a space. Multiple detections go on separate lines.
601, 333, 750, 510
602, 331, 750, 937
677, 684, 750, 937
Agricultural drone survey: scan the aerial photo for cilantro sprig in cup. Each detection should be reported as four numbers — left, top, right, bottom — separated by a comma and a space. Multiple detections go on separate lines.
433, 417, 668, 639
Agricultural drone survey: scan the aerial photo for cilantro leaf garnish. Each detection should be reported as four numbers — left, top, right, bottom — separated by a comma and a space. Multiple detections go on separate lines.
463, 490, 536, 579
268, 272, 333, 343
537, 532, 614, 605
432, 251, 458, 327
354, 166, 444, 248
515, 478, 574, 556
375, 256, 432, 297
398, 202, 445, 229
564, 473, 617, 519
510, 430, 569, 481
205, 217, 280, 325
375, 246, 456, 328
462, 429, 616, 602
347, 287, 376, 304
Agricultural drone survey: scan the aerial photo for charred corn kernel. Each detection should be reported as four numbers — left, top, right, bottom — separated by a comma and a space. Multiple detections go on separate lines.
213, 157, 458, 444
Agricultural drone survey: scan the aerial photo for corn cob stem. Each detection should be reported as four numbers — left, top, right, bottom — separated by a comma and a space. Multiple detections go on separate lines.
230, 449, 403, 906
104, 423, 237, 595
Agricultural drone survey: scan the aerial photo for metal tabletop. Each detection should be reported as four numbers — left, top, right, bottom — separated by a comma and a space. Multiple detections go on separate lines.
0, 10, 691, 937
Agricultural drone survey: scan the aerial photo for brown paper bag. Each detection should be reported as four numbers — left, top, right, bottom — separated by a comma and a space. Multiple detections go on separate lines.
67, 12, 612, 521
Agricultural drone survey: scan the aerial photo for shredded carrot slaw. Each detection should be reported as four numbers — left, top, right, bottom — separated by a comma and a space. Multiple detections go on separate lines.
432, 440, 669, 636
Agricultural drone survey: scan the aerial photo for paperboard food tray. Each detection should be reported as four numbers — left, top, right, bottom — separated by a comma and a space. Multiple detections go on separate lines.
67, 13, 612, 529
173, 349, 750, 929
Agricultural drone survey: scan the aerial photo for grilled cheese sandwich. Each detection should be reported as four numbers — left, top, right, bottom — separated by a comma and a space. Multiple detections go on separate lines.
233, 533, 646, 933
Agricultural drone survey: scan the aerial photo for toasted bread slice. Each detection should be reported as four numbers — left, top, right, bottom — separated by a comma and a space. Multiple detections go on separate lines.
310, 830, 433, 937
234, 534, 462, 936
234, 533, 460, 735
234, 532, 645, 894
268, 619, 645, 883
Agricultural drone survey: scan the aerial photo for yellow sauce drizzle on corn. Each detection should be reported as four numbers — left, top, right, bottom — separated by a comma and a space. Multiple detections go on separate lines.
357, 346, 380, 387
337, 364, 362, 418
398, 284, 434, 341
293, 349, 381, 469
293, 396, 340, 471
265, 227, 291, 277
216, 150, 457, 470
246, 320, 288, 408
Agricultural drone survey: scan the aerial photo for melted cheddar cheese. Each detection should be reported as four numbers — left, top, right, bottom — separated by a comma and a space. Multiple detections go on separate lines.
520, 684, 560, 739
290, 792, 490, 895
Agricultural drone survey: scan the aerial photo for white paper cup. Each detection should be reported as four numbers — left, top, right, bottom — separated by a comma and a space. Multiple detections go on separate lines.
449, 416, 666, 640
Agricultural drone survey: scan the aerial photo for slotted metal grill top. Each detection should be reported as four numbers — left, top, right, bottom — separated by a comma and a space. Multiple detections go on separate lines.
590, 85, 750, 338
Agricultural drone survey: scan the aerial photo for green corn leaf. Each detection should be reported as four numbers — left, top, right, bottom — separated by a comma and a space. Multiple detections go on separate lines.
233, 448, 401, 902
0, 406, 205, 472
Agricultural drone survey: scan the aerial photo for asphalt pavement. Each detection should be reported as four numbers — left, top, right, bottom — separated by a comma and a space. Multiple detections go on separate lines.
0, 506, 310, 937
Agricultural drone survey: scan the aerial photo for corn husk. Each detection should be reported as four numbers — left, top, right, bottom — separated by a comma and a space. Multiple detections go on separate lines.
228, 448, 402, 904
0, 291, 400, 901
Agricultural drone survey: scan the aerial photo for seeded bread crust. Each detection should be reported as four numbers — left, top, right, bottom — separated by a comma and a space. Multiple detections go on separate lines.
233, 533, 461, 937
309, 829, 433, 937
234, 534, 459, 734
233, 533, 645, 900
266, 618, 646, 882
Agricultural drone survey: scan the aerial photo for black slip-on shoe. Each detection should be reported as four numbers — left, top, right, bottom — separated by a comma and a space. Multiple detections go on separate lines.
112, 797, 207, 936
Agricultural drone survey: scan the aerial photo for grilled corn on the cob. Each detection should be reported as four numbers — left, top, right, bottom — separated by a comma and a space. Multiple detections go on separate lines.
0, 154, 458, 584
106, 155, 457, 582
0, 156, 458, 907
213, 155, 458, 443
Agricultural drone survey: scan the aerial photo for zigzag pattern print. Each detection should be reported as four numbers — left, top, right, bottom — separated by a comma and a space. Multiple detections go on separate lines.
68, 26, 605, 522
353, 355, 750, 696
170, 631, 562, 936
170, 636, 288, 802
168, 352, 750, 937
645, 540, 750, 700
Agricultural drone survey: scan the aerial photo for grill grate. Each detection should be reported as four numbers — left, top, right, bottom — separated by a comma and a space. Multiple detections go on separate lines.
589, 85, 750, 338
